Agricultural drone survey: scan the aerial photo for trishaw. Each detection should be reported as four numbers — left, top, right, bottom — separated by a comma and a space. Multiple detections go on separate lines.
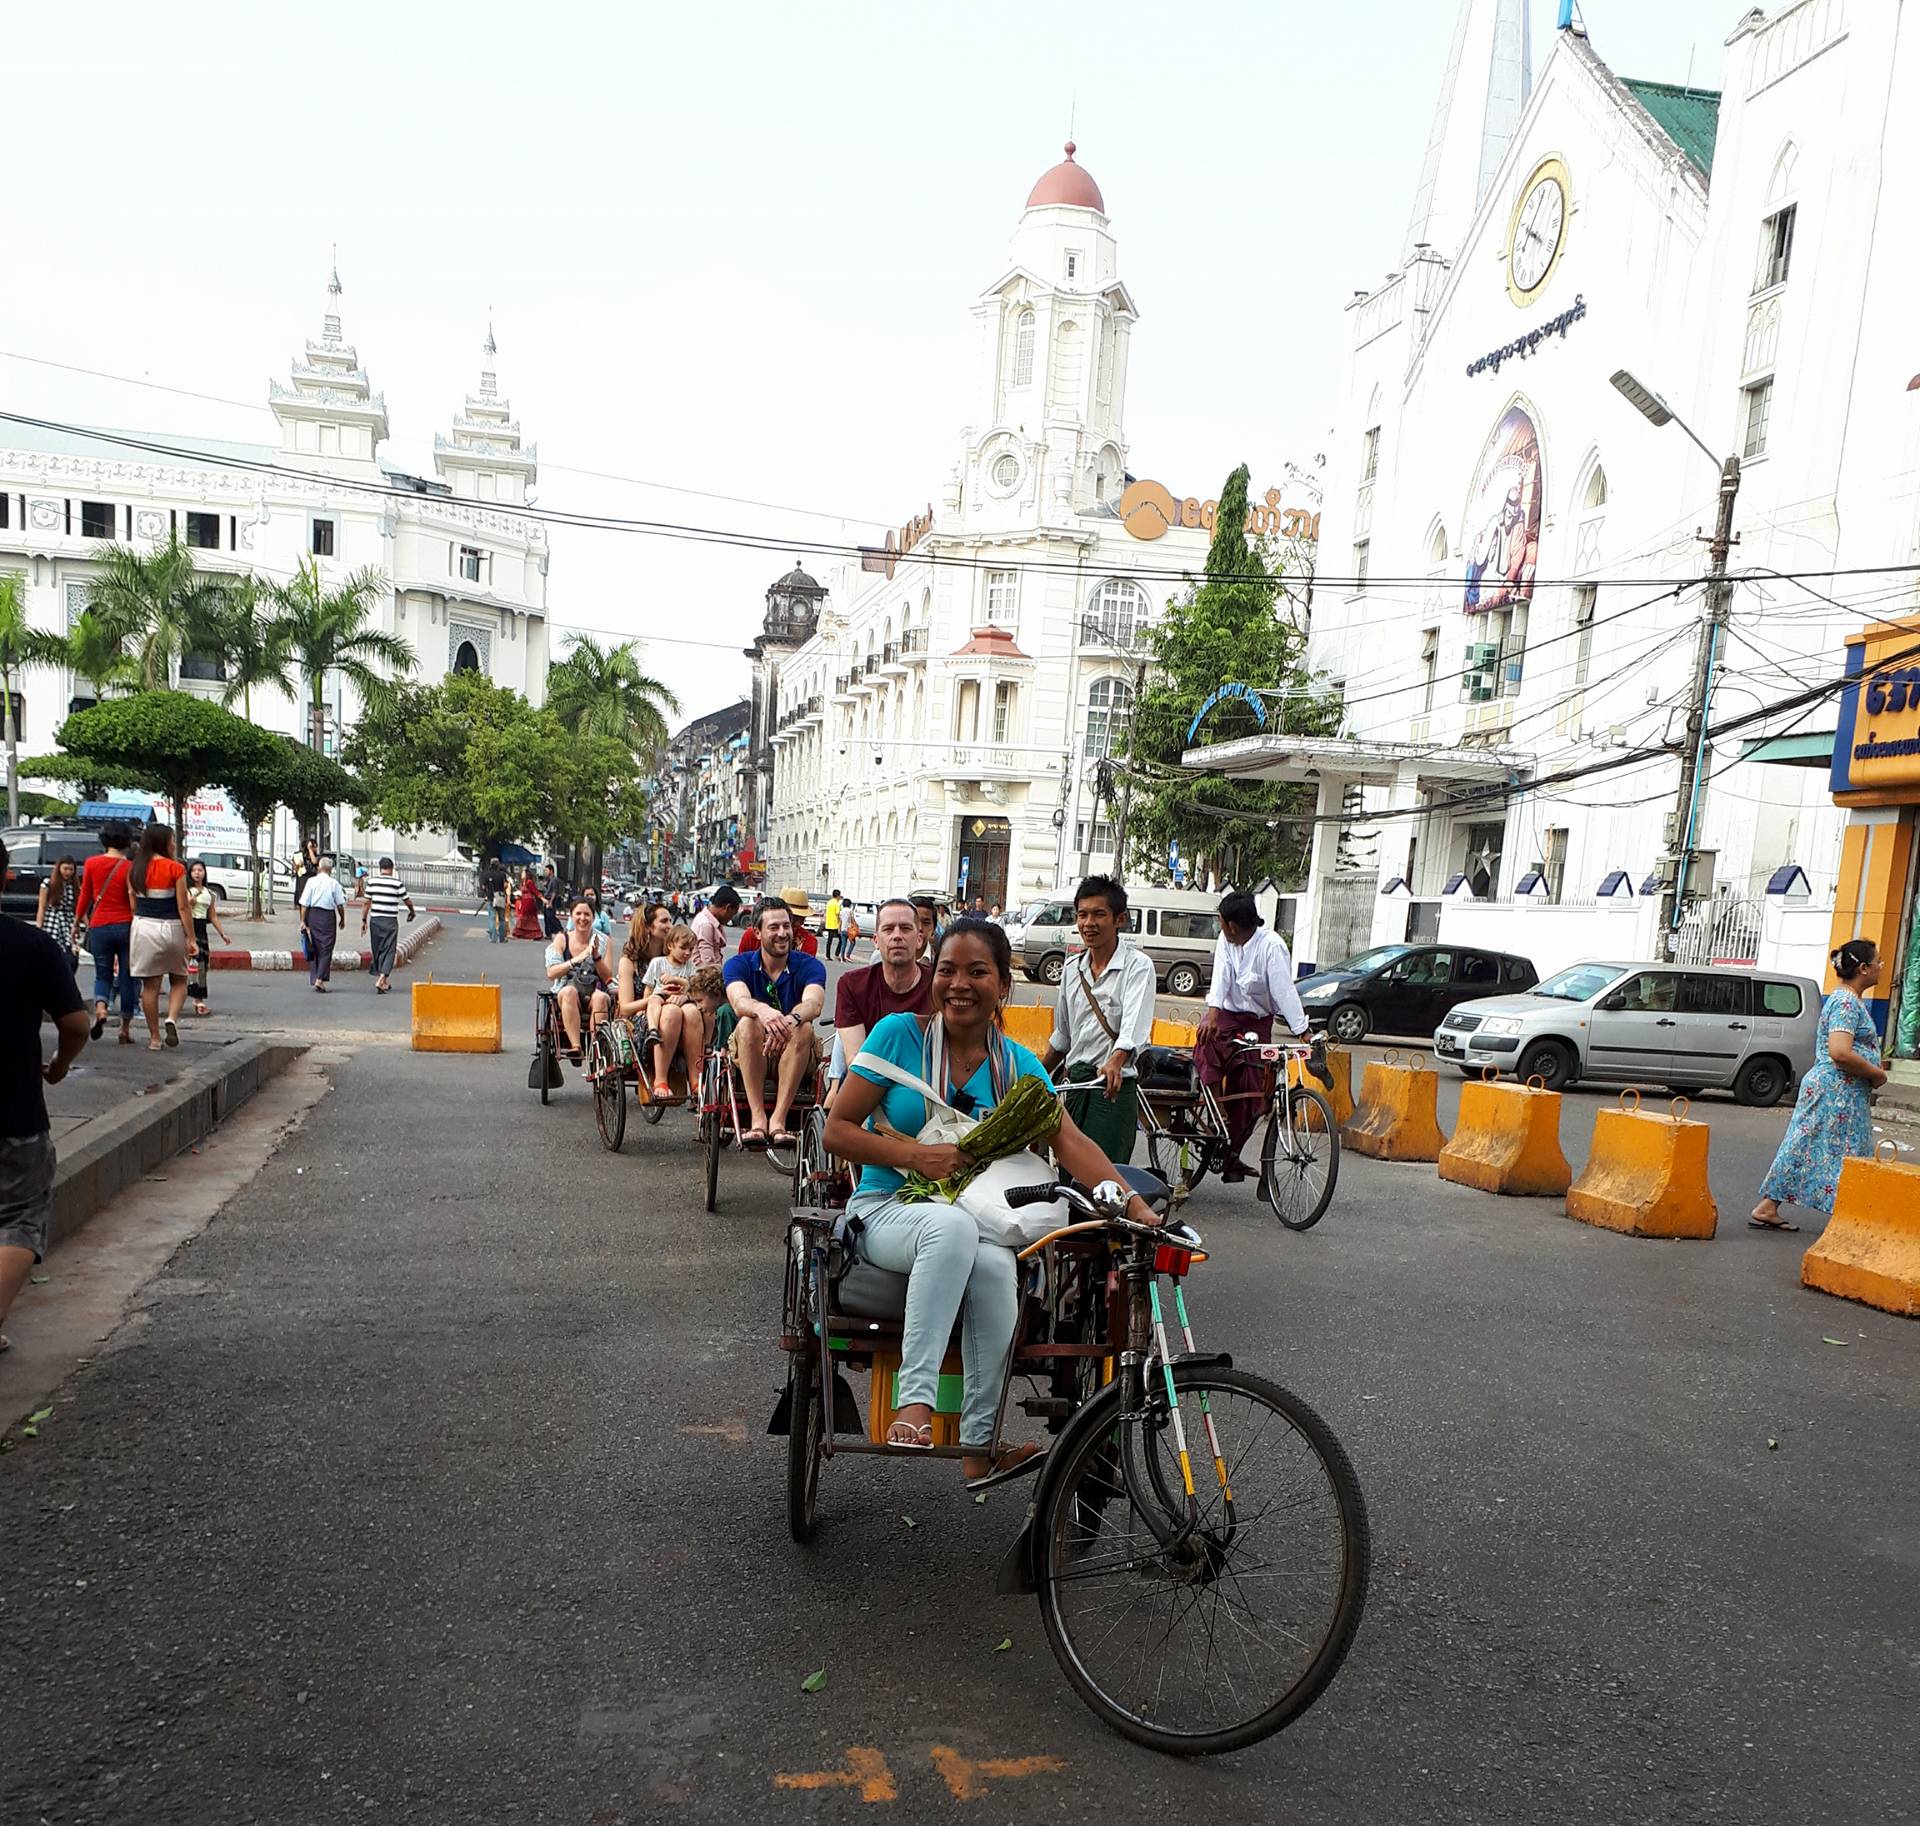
772, 1167, 1370, 1755
585, 1015, 696, 1151
695, 1013, 829, 1213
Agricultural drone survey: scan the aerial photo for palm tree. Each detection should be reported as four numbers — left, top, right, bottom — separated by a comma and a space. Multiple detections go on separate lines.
546, 634, 680, 886
267, 559, 411, 849
0, 574, 73, 826
546, 634, 680, 759
67, 608, 141, 705
84, 532, 231, 691
196, 576, 297, 919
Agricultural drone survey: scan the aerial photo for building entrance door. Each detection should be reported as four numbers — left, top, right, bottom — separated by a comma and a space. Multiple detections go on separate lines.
954, 815, 1011, 911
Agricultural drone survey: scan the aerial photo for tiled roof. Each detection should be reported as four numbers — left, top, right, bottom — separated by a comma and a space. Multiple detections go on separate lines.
1620, 78, 1721, 176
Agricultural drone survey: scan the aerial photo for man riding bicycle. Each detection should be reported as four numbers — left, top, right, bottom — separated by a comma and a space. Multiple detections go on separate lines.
1195, 891, 1310, 1181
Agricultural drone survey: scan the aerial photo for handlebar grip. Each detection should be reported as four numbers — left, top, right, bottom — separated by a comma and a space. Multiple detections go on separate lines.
1005, 1184, 1062, 1209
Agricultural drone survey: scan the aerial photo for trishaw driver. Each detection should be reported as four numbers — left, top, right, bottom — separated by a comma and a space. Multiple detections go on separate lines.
722, 898, 827, 1147
1195, 891, 1310, 1180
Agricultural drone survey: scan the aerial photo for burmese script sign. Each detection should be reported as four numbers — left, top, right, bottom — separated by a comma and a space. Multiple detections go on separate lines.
1119, 480, 1319, 544
1832, 615, 1920, 793
859, 504, 935, 580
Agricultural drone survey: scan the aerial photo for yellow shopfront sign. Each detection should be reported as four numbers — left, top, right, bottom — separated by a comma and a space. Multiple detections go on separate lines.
1832, 615, 1920, 797
1118, 479, 1320, 544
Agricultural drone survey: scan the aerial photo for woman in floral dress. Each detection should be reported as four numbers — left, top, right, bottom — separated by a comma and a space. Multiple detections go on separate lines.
1752, 938, 1887, 1230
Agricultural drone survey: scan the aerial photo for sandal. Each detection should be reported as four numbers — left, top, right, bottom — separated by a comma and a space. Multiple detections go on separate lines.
740, 1128, 770, 1148
652, 1080, 674, 1101
163, 1018, 179, 1048
118, 1025, 135, 1045
91, 1012, 106, 1040
770, 1128, 797, 1149
1748, 1214, 1800, 1232
886, 1419, 934, 1450
961, 1440, 1041, 1479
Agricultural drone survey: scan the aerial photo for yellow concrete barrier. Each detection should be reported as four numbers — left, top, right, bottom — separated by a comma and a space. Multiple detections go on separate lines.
410, 979, 503, 1053
1800, 1145, 1920, 1317
1290, 1044, 1354, 1126
1436, 1071, 1571, 1197
1151, 1018, 1197, 1048
1340, 1052, 1446, 1162
1000, 1003, 1054, 1050
1566, 1091, 1717, 1239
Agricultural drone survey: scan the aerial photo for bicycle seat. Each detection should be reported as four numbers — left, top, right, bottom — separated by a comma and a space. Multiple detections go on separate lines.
1115, 1164, 1170, 1207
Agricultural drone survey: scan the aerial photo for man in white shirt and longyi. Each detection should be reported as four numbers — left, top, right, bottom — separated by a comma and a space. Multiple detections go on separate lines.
1195, 891, 1310, 1181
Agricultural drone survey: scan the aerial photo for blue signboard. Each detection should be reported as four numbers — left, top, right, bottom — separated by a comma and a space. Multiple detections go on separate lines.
1186, 682, 1271, 744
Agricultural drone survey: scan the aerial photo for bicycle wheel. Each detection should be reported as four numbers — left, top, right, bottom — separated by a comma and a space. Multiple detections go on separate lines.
785, 1352, 824, 1543
537, 1027, 556, 1107
1144, 1102, 1213, 1197
1034, 1365, 1369, 1756
1258, 1087, 1339, 1231
592, 1038, 627, 1152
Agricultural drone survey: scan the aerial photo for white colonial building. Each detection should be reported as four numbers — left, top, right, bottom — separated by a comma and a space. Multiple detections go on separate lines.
0, 263, 552, 861
759, 144, 1314, 908
1201, 0, 1920, 1002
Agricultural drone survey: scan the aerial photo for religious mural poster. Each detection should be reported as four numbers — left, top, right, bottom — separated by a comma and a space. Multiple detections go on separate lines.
1462, 405, 1542, 615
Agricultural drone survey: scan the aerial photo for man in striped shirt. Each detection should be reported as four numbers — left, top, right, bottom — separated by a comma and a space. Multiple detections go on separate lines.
360, 858, 416, 994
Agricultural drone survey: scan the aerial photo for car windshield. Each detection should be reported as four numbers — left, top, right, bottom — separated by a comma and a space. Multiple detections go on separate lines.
1012, 900, 1047, 926
1332, 944, 1411, 975
1531, 963, 1626, 1002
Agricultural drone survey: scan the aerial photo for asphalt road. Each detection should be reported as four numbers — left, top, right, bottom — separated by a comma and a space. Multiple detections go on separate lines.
4, 925, 1917, 1824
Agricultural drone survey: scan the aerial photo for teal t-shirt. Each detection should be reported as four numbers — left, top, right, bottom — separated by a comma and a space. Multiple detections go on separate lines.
849, 1013, 1048, 1200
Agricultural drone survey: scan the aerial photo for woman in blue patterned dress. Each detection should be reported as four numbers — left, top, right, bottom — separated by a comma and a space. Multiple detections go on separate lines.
1752, 938, 1887, 1230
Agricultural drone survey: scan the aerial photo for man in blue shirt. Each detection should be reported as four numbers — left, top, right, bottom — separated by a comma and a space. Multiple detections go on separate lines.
721, 898, 827, 1147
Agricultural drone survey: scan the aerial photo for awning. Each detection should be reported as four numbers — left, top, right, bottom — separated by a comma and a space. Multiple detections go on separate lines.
496, 840, 541, 865
1181, 731, 1531, 787
75, 800, 158, 824
1739, 731, 1835, 768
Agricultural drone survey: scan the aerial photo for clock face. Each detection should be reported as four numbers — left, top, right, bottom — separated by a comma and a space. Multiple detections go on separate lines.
1507, 160, 1570, 305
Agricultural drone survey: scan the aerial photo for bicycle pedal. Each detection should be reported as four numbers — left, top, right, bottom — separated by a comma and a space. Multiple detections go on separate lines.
1018, 1397, 1074, 1420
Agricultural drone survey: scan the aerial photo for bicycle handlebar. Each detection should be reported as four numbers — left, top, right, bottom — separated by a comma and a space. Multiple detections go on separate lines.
1005, 1180, 1202, 1248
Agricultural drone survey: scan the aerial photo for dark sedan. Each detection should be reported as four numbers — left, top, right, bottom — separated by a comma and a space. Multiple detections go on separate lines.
1295, 942, 1539, 1044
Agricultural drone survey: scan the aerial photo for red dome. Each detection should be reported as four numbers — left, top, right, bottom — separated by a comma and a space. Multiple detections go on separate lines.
1025, 141, 1105, 213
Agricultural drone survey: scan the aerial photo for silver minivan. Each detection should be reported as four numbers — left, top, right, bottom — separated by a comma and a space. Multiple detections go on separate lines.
1012, 888, 1221, 995
1432, 959, 1821, 1105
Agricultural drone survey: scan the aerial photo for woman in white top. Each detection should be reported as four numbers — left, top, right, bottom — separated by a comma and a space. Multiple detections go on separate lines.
545, 898, 612, 1063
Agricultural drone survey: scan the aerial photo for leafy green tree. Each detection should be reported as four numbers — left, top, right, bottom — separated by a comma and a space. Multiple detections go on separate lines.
224, 737, 360, 919
66, 609, 140, 705
545, 635, 678, 883
268, 558, 413, 743
83, 532, 231, 691
1123, 464, 1342, 888
40, 691, 280, 846
0, 573, 72, 826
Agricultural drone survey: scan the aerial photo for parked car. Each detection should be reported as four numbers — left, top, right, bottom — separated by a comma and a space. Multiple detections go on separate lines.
1, 823, 107, 921
190, 849, 276, 903
1297, 943, 1538, 1044
1025, 886, 1223, 995
1431, 959, 1820, 1105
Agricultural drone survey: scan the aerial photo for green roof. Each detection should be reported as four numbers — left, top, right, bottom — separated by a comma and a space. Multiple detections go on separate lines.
1622, 78, 1721, 175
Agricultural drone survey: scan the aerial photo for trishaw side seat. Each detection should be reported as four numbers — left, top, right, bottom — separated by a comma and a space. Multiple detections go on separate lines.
831, 1258, 911, 1323
1136, 1045, 1198, 1095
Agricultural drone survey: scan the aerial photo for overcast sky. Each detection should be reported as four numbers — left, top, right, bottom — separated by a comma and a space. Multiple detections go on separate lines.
4, 0, 1731, 724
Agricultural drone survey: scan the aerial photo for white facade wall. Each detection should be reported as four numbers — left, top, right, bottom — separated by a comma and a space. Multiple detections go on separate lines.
1311, 1, 1919, 959
0, 287, 551, 863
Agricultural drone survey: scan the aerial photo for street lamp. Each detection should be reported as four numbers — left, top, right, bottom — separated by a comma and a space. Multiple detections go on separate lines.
1078, 613, 1150, 883
1608, 368, 1743, 953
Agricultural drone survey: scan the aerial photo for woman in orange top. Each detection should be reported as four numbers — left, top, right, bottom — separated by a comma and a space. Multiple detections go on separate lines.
127, 825, 197, 1050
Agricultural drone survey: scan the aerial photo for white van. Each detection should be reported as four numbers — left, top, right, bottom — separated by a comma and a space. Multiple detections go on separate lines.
1014, 884, 1225, 997
189, 849, 285, 904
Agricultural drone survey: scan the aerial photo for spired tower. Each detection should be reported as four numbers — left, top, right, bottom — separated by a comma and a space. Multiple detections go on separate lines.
1403, 0, 1534, 264
743, 560, 827, 878
434, 322, 539, 504
269, 256, 390, 470
960, 143, 1138, 530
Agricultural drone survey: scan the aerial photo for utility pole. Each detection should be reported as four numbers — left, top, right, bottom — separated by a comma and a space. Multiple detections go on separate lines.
1109, 650, 1150, 882
1661, 453, 1741, 955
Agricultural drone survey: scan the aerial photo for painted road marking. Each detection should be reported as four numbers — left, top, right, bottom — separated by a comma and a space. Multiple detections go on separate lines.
929, 1746, 1069, 1802
773, 1747, 897, 1802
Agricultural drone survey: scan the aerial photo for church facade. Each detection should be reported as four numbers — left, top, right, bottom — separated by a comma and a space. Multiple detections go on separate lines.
1294, 0, 1920, 1030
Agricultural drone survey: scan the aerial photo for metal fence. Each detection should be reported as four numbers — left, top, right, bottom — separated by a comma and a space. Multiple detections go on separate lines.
398, 861, 481, 902
1671, 893, 1764, 967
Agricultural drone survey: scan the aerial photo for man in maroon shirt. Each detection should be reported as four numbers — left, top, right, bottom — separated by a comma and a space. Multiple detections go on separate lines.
833, 898, 931, 1065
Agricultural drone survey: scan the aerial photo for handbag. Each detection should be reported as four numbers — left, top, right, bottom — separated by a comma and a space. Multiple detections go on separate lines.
849, 1035, 1058, 1247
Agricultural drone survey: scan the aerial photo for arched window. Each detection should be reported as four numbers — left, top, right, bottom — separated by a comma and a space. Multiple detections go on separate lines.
1086, 577, 1148, 647
1084, 676, 1134, 758
1428, 524, 1449, 567
453, 640, 480, 673
1583, 465, 1608, 510
1011, 310, 1036, 389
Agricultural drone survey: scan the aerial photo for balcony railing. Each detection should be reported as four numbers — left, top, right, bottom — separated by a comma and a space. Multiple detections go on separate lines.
899, 627, 929, 658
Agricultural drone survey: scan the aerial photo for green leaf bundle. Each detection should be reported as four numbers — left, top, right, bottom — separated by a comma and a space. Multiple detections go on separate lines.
899, 1074, 1062, 1203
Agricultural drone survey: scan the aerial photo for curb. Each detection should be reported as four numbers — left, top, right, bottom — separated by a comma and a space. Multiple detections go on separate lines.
209, 914, 444, 972
51, 1037, 309, 1249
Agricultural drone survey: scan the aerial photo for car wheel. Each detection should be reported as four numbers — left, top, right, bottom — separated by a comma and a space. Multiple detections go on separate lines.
1164, 961, 1203, 998
1038, 952, 1065, 986
1516, 1039, 1575, 1092
1326, 1003, 1369, 1045
209, 883, 227, 900
1733, 1055, 1789, 1108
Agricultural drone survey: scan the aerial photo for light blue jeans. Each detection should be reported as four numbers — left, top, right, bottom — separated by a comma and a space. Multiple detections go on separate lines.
850, 1190, 1019, 1449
